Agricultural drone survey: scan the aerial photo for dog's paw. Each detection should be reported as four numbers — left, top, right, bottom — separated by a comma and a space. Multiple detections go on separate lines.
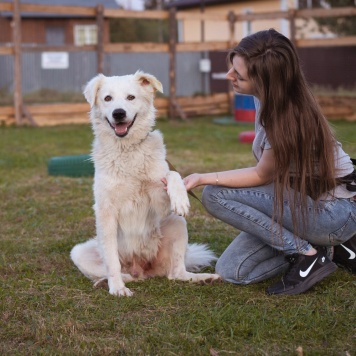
108, 277, 133, 297
109, 286, 134, 297
166, 171, 190, 216
170, 194, 190, 217
198, 274, 223, 285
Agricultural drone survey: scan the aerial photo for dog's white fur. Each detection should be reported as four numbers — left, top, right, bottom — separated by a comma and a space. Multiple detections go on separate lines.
70, 71, 220, 297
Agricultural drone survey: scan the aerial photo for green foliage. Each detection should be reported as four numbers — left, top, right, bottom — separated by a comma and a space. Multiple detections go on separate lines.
110, 18, 169, 43
0, 118, 355, 355
314, 0, 356, 36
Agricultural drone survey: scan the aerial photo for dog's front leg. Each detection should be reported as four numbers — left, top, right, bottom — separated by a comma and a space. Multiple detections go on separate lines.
96, 208, 133, 297
166, 171, 190, 217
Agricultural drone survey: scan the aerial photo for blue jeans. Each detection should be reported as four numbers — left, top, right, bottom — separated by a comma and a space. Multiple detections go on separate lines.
202, 184, 356, 285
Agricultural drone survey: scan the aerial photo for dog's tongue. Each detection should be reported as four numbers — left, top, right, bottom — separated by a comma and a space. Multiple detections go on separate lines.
115, 122, 130, 136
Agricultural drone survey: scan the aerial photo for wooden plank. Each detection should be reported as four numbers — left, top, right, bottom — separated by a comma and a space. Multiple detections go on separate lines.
26, 103, 89, 115
22, 45, 96, 52
96, 4, 104, 74
154, 98, 168, 109
177, 93, 229, 106
177, 41, 230, 52
296, 36, 356, 48
0, 46, 13, 55
104, 8, 169, 20
104, 42, 168, 53
0, 106, 15, 115
0, 2, 12, 11
169, 8, 177, 120
13, 0, 23, 125
20, 3, 95, 16
34, 115, 89, 127
176, 12, 228, 21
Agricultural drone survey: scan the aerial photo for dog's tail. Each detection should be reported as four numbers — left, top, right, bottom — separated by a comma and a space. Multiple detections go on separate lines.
184, 243, 218, 272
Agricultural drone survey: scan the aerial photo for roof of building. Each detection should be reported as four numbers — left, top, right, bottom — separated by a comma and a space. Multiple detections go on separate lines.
1, 0, 120, 7
0, 0, 121, 18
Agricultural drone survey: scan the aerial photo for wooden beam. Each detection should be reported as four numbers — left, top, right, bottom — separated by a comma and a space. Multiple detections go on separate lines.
176, 12, 228, 21
104, 43, 168, 53
169, 8, 177, 120
21, 45, 97, 52
0, 2, 12, 11
104, 8, 169, 20
96, 4, 104, 74
0, 46, 14, 55
19, 3, 95, 16
289, 9, 297, 45
13, 0, 23, 126
296, 36, 356, 48
177, 41, 230, 52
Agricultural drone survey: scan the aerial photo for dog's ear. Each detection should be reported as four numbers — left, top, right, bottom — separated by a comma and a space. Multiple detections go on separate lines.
83, 74, 105, 107
135, 71, 163, 94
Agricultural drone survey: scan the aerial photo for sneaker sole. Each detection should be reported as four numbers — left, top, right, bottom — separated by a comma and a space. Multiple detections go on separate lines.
333, 259, 356, 275
267, 262, 338, 296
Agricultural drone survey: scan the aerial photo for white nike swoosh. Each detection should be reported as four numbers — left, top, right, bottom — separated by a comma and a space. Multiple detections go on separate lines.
340, 244, 356, 260
299, 257, 318, 278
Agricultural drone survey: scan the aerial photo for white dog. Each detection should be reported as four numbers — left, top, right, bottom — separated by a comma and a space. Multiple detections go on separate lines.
70, 71, 220, 297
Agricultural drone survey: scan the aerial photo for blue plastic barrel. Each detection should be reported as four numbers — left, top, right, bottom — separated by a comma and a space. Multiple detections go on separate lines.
234, 94, 256, 122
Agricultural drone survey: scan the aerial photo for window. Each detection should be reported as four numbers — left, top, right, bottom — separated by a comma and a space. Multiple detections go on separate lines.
74, 25, 98, 46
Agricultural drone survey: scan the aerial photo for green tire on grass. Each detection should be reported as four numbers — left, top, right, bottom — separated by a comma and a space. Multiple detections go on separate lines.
48, 154, 94, 177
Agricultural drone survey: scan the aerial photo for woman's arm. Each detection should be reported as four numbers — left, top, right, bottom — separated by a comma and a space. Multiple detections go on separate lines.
184, 148, 276, 191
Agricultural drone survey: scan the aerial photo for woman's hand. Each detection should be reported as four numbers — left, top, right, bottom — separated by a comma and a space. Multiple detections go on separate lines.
183, 173, 202, 191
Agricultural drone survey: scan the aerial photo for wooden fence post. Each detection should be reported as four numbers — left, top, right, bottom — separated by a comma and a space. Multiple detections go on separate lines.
168, 8, 186, 120
227, 10, 237, 116
228, 11, 236, 50
168, 7, 177, 120
96, 4, 104, 74
289, 9, 296, 45
13, 0, 23, 125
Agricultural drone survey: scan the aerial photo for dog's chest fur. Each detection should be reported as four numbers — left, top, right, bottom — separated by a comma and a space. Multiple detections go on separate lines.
92, 130, 172, 257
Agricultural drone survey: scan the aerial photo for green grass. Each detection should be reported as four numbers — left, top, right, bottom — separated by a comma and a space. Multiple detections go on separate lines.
0, 117, 355, 355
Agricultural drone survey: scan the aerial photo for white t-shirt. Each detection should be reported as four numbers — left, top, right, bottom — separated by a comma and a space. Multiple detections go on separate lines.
252, 97, 355, 199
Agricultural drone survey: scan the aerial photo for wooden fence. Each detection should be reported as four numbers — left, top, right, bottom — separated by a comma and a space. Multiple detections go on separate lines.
0, 1, 356, 126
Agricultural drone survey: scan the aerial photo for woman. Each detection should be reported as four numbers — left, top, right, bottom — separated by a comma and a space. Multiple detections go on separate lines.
183, 29, 356, 295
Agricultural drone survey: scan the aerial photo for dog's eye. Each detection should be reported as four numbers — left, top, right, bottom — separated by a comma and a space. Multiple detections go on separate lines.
127, 95, 135, 101
104, 95, 112, 102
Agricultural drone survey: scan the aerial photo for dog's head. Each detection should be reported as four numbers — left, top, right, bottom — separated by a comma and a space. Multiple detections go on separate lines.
83, 71, 163, 139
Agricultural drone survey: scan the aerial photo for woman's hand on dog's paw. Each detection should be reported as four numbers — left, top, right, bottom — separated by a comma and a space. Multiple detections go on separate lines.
161, 177, 168, 191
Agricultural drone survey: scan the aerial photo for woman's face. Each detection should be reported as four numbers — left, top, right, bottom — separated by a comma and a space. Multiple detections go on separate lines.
226, 55, 257, 97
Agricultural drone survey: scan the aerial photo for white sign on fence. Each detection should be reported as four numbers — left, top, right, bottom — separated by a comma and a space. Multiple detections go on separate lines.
41, 52, 69, 69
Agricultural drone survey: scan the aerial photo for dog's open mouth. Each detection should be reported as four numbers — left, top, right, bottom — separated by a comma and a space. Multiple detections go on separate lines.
106, 114, 137, 137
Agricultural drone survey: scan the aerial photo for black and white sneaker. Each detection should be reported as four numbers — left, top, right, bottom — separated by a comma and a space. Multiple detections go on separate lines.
266, 248, 337, 296
333, 234, 356, 274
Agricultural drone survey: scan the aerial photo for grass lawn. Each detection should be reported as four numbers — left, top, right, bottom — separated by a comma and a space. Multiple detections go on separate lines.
0, 117, 355, 355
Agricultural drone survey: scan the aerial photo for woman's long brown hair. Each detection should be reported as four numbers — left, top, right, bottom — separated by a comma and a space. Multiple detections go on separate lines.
230, 29, 337, 239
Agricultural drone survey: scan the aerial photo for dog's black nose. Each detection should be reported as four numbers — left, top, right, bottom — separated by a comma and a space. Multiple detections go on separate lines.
112, 109, 126, 121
